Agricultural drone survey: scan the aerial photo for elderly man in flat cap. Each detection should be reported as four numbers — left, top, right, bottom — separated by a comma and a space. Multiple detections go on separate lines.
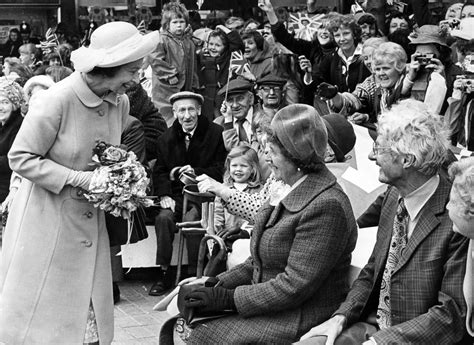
150, 91, 227, 296
214, 78, 257, 151
255, 74, 287, 117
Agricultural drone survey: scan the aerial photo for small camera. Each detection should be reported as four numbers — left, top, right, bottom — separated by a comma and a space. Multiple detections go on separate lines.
415, 53, 435, 66
439, 18, 461, 30
456, 75, 474, 93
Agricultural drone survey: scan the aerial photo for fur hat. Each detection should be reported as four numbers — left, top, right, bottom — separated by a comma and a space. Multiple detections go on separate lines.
71, 21, 159, 73
270, 104, 327, 162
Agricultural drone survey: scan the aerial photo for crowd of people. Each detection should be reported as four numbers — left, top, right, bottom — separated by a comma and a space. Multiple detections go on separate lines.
0, 0, 473, 344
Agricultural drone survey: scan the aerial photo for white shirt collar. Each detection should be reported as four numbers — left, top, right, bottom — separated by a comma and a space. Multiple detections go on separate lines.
403, 174, 440, 222
337, 43, 363, 66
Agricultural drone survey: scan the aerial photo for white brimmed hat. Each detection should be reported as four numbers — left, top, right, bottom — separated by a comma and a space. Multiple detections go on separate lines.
71, 21, 159, 73
451, 18, 474, 41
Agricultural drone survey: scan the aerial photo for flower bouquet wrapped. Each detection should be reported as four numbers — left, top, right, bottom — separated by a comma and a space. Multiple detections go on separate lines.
84, 141, 154, 219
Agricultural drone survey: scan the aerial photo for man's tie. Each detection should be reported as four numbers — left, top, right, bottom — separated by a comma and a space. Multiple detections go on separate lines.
236, 118, 249, 143
184, 132, 192, 150
377, 198, 408, 329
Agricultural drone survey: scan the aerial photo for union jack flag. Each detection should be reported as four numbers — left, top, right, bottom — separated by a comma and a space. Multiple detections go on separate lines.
36, 28, 58, 55
229, 51, 251, 76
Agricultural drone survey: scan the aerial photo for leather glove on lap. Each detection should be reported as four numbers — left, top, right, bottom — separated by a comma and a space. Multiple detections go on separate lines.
316, 82, 338, 99
225, 230, 250, 241
184, 286, 236, 313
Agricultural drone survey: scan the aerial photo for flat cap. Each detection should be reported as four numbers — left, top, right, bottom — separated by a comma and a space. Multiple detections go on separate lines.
256, 74, 287, 88
169, 91, 204, 105
217, 78, 254, 97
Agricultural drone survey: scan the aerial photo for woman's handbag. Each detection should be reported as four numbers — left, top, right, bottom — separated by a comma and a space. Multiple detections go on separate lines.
105, 206, 148, 246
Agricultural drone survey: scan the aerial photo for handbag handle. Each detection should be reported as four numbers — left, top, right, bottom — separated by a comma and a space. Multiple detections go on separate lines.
196, 234, 226, 278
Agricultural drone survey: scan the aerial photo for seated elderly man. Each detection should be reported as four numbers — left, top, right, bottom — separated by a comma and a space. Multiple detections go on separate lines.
300, 99, 470, 345
215, 78, 256, 151
150, 91, 227, 296
254, 74, 287, 117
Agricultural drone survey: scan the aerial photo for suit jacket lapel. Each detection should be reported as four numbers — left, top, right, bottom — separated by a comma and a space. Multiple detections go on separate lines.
394, 176, 450, 273
374, 191, 398, 277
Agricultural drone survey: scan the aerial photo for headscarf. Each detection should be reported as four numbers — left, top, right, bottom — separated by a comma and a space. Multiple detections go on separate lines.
0, 77, 26, 110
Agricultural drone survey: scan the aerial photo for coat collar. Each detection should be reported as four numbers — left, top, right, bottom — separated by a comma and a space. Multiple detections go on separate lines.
70, 72, 120, 108
280, 166, 337, 213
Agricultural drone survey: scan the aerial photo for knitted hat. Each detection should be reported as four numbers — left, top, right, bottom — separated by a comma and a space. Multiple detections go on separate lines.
0, 77, 26, 109
408, 24, 449, 47
270, 104, 327, 162
322, 114, 356, 162
71, 21, 159, 73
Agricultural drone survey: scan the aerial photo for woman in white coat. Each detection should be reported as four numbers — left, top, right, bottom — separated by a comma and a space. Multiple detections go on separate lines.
0, 22, 158, 344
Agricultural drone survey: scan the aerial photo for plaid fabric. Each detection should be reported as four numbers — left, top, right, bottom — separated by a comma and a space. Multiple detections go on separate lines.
188, 169, 358, 343
335, 176, 469, 344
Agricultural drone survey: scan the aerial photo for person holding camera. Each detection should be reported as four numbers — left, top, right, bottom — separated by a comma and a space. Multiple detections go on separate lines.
444, 18, 474, 152
402, 24, 458, 115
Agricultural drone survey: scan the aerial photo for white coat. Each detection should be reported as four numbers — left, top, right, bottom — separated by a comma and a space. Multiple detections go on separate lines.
0, 72, 128, 344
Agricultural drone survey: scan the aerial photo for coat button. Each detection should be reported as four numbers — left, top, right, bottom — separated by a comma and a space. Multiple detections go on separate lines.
77, 189, 84, 197
98, 110, 105, 116
81, 240, 93, 247
84, 211, 93, 218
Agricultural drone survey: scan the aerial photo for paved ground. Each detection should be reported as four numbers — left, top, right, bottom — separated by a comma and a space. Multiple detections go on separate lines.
113, 279, 169, 345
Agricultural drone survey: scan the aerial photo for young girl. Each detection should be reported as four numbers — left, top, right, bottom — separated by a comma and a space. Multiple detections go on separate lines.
197, 25, 244, 120
148, 2, 198, 126
214, 144, 262, 268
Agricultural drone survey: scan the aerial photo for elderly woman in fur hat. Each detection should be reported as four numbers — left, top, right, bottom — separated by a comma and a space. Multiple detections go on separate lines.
0, 22, 158, 344
177, 104, 357, 344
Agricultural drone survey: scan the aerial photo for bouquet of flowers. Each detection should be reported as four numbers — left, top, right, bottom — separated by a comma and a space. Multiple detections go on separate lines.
84, 141, 154, 219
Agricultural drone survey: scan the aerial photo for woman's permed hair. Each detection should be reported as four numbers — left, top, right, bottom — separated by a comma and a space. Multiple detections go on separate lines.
161, 2, 189, 31
224, 144, 262, 187
448, 157, 474, 217
327, 14, 362, 46
377, 99, 449, 176
372, 41, 407, 73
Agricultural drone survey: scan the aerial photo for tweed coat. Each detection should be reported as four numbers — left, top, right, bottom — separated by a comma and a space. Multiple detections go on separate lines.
187, 168, 358, 344
0, 72, 128, 344
335, 176, 470, 344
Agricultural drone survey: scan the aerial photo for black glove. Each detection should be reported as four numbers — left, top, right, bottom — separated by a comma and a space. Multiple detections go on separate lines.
204, 277, 220, 287
184, 286, 236, 313
225, 230, 250, 242
316, 82, 338, 99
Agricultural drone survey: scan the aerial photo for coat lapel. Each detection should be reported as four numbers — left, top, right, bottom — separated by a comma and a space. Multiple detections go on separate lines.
394, 176, 450, 273
251, 202, 275, 267
374, 191, 398, 277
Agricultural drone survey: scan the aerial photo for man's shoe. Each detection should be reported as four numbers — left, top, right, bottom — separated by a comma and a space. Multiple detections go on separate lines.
149, 270, 174, 296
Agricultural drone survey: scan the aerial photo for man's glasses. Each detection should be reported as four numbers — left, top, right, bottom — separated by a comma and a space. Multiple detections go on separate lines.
259, 86, 282, 92
372, 141, 392, 155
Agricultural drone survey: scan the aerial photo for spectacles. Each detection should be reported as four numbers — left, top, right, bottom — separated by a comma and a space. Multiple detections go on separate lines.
259, 86, 282, 92
174, 106, 198, 116
372, 141, 392, 155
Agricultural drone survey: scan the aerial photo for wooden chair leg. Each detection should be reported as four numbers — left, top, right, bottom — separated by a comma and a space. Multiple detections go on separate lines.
175, 228, 185, 286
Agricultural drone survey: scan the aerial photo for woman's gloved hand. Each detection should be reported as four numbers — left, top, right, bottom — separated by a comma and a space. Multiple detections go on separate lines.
316, 82, 338, 100
184, 286, 236, 313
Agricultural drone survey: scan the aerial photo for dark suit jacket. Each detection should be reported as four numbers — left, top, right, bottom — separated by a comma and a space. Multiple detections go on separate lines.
152, 115, 226, 199
188, 168, 358, 344
336, 176, 469, 344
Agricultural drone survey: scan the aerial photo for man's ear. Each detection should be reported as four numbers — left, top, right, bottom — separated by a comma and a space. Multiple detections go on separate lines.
249, 92, 255, 104
256, 89, 263, 100
402, 153, 416, 169
197, 105, 202, 116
